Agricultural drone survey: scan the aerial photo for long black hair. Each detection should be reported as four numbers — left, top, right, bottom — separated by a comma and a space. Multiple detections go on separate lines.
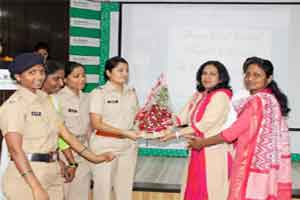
196, 60, 231, 93
104, 56, 128, 81
64, 61, 85, 78
243, 56, 290, 116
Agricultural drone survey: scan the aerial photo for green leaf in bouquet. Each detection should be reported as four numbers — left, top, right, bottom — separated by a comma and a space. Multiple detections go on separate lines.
155, 86, 170, 108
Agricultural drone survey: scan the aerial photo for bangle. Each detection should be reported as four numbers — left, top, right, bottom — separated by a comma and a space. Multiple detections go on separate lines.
79, 146, 88, 154
68, 162, 79, 168
175, 131, 182, 139
21, 169, 33, 177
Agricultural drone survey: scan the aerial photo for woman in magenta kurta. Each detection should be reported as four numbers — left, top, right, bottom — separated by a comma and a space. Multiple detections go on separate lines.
162, 60, 234, 200
186, 57, 292, 200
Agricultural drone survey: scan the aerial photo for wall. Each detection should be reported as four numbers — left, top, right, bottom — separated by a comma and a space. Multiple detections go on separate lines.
0, 0, 69, 60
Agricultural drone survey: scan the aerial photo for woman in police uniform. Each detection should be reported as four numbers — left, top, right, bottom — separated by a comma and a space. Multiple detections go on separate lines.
89, 56, 141, 200
0, 53, 114, 200
55, 61, 93, 200
41, 60, 77, 183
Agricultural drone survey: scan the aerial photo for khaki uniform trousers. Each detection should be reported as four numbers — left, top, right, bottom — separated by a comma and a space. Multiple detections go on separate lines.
60, 138, 92, 200
62, 155, 92, 200
89, 135, 138, 200
3, 161, 63, 200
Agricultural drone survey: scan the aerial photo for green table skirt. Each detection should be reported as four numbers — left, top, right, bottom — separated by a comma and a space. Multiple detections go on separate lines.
138, 147, 300, 162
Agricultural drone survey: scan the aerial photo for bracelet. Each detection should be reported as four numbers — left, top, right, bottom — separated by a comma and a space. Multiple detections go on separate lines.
21, 169, 33, 177
79, 146, 88, 154
68, 162, 79, 168
175, 131, 182, 140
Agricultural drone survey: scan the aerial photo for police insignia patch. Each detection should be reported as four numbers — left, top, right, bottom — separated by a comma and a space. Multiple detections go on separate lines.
31, 111, 42, 116
107, 100, 119, 104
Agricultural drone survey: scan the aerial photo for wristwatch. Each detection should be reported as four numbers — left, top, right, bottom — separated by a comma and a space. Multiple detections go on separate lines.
68, 162, 79, 168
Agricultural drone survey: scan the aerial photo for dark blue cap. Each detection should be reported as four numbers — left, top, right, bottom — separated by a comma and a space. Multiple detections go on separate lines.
8, 52, 44, 75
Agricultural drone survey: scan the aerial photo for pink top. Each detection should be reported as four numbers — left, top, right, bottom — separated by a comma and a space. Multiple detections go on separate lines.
220, 89, 291, 200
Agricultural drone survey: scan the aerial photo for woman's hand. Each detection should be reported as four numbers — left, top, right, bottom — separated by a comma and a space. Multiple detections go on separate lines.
184, 135, 204, 150
123, 130, 142, 141
59, 159, 76, 183
159, 129, 176, 142
32, 186, 49, 200
58, 160, 67, 177
95, 152, 116, 163
64, 167, 76, 183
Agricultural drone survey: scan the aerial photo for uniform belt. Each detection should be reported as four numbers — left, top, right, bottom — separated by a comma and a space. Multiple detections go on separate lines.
95, 130, 123, 139
11, 152, 59, 162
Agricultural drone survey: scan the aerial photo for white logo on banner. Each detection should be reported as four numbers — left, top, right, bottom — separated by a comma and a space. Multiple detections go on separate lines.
86, 74, 99, 83
70, 18, 100, 29
69, 55, 100, 65
70, 36, 100, 47
71, 0, 101, 11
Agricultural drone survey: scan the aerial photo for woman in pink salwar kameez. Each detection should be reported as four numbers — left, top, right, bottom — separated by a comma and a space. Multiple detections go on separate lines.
186, 57, 292, 200
162, 60, 234, 200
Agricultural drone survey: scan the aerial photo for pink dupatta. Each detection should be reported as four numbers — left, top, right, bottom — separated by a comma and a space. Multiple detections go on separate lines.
221, 89, 292, 200
184, 89, 232, 200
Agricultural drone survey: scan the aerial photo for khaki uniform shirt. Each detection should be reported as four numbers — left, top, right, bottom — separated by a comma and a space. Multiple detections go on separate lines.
0, 86, 62, 153
55, 86, 90, 143
89, 81, 139, 130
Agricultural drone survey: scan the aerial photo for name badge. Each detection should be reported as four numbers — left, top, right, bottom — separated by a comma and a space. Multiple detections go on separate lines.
31, 111, 42, 116
68, 108, 78, 113
107, 100, 119, 104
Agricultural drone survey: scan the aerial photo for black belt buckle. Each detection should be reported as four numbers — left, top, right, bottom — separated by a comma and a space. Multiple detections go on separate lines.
29, 152, 58, 162
10, 152, 58, 162
30, 153, 50, 162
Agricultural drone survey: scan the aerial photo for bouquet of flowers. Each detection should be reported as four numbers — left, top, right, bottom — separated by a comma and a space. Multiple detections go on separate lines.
135, 74, 174, 138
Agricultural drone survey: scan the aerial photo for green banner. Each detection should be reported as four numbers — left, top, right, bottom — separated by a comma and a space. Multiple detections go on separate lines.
70, 7, 100, 19
69, 1, 119, 92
